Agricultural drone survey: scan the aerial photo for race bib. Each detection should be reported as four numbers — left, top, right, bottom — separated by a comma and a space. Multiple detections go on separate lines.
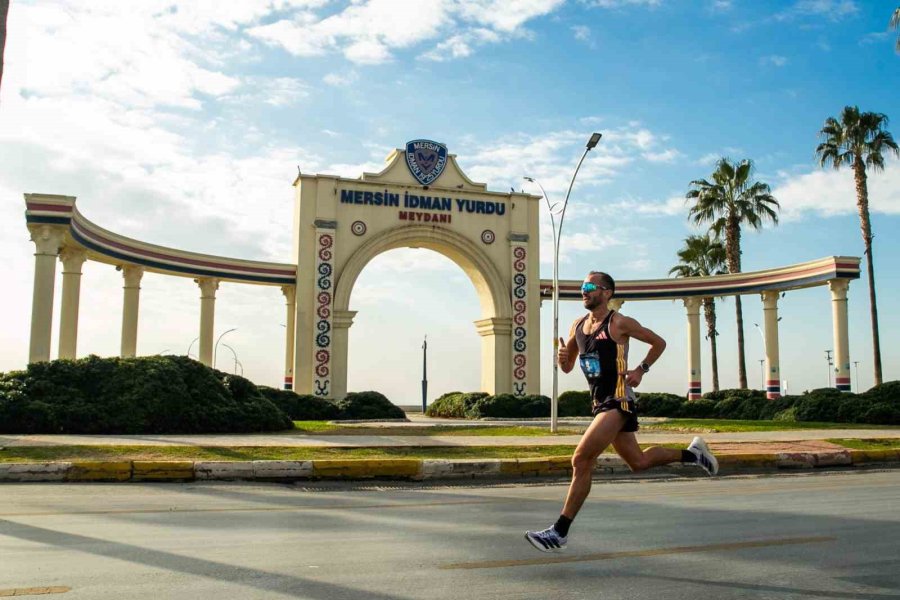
579, 352, 601, 379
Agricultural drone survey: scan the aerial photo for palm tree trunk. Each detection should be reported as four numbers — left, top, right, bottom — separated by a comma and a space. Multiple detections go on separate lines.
703, 298, 720, 392
0, 0, 9, 94
853, 158, 883, 386
726, 217, 748, 388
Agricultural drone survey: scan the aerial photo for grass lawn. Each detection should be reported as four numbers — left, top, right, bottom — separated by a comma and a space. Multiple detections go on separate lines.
290, 419, 898, 435
826, 438, 900, 450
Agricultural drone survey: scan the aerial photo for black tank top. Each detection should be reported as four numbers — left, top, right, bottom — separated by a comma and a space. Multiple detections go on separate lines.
574, 311, 629, 402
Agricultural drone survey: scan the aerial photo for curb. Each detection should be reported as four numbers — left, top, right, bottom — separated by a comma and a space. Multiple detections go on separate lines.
0, 450, 897, 483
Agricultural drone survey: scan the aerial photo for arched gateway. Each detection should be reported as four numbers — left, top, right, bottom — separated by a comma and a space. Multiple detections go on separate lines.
23, 140, 862, 400
291, 142, 540, 398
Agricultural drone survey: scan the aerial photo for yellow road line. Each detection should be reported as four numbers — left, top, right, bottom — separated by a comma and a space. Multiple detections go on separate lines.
441, 536, 836, 570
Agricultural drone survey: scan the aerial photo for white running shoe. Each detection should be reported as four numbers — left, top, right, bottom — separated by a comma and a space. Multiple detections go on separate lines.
524, 526, 568, 553
688, 436, 719, 476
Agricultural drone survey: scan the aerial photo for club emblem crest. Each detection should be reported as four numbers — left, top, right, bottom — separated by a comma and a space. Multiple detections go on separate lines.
405, 139, 448, 186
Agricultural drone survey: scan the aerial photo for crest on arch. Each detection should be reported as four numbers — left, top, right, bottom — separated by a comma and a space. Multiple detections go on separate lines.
405, 139, 448, 185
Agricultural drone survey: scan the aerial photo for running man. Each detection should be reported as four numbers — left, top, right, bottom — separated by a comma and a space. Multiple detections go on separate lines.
525, 271, 718, 553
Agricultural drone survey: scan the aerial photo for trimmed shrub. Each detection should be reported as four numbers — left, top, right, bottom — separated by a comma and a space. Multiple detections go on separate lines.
792, 388, 850, 423
677, 398, 717, 419
636, 392, 685, 417
0, 355, 292, 434
334, 391, 406, 420
558, 390, 592, 417
426, 392, 488, 418
702, 388, 766, 402
468, 393, 550, 418
258, 386, 340, 421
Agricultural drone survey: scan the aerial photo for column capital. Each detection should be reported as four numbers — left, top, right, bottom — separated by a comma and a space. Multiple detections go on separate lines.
281, 284, 296, 303
761, 290, 780, 308
195, 277, 220, 298
28, 224, 66, 256
829, 278, 850, 298
333, 309, 358, 329
120, 264, 144, 288
474, 317, 512, 337
682, 296, 702, 312
608, 298, 625, 311
59, 247, 87, 273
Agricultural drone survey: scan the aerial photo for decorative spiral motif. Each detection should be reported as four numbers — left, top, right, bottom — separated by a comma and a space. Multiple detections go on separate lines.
317, 263, 332, 290
351, 221, 367, 236
511, 245, 527, 396
313, 231, 335, 397
318, 234, 333, 261
315, 350, 330, 377
481, 229, 495, 244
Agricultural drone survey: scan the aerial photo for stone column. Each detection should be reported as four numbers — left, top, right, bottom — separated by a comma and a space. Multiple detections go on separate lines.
684, 297, 702, 400
475, 317, 512, 395
58, 248, 87, 359
761, 290, 782, 399
196, 278, 219, 367
331, 310, 357, 400
27, 225, 66, 363
829, 279, 851, 392
281, 285, 296, 390
120, 265, 144, 358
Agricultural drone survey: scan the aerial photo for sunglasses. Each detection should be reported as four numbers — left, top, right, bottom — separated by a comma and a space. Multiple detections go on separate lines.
581, 282, 610, 294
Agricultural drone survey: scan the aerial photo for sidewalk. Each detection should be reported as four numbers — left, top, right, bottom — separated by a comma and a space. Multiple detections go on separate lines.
1, 421, 898, 483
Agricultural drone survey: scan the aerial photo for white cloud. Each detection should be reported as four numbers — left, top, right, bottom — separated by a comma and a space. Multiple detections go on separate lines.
323, 71, 359, 86
772, 162, 900, 221
776, 0, 859, 22
644, 148, 681, 163
249, 0, 563, 65
585, 0, 663, 8
760, 54, 788, 67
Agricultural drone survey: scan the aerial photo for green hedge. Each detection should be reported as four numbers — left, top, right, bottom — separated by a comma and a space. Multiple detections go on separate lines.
258, 386, 341, 421
334, 391, 406, 420
426, 392, 488, 418
0, 355, 293, 434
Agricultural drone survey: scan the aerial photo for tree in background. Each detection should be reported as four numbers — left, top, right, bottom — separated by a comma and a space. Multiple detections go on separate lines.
0, 0, 8, 94
816, 106, 899, 386
669, 234, 728, 391
686, 158, 780, 389
891, 7, 899, 53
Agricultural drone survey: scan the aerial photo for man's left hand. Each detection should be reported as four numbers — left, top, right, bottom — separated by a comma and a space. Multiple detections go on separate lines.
624, 369, 644, 388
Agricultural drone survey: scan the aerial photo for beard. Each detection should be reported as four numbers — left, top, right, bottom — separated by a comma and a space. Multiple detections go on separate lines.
583, 296, 602, 310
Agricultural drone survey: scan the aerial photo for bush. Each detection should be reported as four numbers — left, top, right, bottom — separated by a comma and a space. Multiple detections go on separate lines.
792, 388, 851, 423
468, 394, 550, 418
334, 391, 406, 420
258, 386, 341, 421
677, 398, 717, 419
0, 355, 293, 434
426, 392, 487, 418
702, 388, 766, 402
558, 390, 592, 417
636, 392, 685, 417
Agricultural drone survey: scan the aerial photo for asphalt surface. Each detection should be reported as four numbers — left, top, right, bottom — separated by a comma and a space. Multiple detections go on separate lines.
2, 470, 899, 599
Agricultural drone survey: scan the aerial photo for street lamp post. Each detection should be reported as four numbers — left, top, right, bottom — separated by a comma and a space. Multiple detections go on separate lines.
221, 343, 242, 375
186, 337, 199, 359
825, 350, 834, 388
525, 132, 602, 433
422, 335, 428, 413
214, 328, 237, 370
753, 323, 766, 390
853, 361, 860, 393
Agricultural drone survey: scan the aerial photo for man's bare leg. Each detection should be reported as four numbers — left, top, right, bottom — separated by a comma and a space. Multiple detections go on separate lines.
612, 431, 681, 472
560, 410, 626, 519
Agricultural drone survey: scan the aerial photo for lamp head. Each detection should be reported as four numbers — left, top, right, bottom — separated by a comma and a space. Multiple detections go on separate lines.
586, 132, 602, 150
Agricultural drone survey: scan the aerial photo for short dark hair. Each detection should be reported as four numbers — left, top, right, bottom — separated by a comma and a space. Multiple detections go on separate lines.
588, 271, 615, 296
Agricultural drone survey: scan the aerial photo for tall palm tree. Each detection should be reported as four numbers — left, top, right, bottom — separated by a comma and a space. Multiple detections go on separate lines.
816, 106, 899, 386
0, 0, 8, 94
686, 158, 780, 389
891, 7, 900, 53
669, 234, 728, 391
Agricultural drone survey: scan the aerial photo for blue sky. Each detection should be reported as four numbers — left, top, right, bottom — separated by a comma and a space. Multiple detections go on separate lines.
1, 0, 898, 402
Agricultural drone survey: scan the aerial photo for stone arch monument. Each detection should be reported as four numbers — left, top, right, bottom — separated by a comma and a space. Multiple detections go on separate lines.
290, 141, 542, 399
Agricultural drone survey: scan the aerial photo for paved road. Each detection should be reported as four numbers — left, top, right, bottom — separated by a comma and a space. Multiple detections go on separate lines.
3, 428, 900, 448
2, 470, 899, 599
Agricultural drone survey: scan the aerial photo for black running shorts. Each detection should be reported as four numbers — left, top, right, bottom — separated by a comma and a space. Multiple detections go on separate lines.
591, 395, 639, 432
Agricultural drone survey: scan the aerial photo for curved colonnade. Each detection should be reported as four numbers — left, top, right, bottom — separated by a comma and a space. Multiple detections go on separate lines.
25, 193, 861, 398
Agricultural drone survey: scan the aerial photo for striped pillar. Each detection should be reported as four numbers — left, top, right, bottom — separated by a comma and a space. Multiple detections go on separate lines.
761, 290, 781, 399
120, 265, 144, 358
281, 285, 295, 390
829, 279, 852, 392
27, 225, 66, 363
196, 277, 219, 367
58, 248, 87, 359
684, 296, 702, 400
